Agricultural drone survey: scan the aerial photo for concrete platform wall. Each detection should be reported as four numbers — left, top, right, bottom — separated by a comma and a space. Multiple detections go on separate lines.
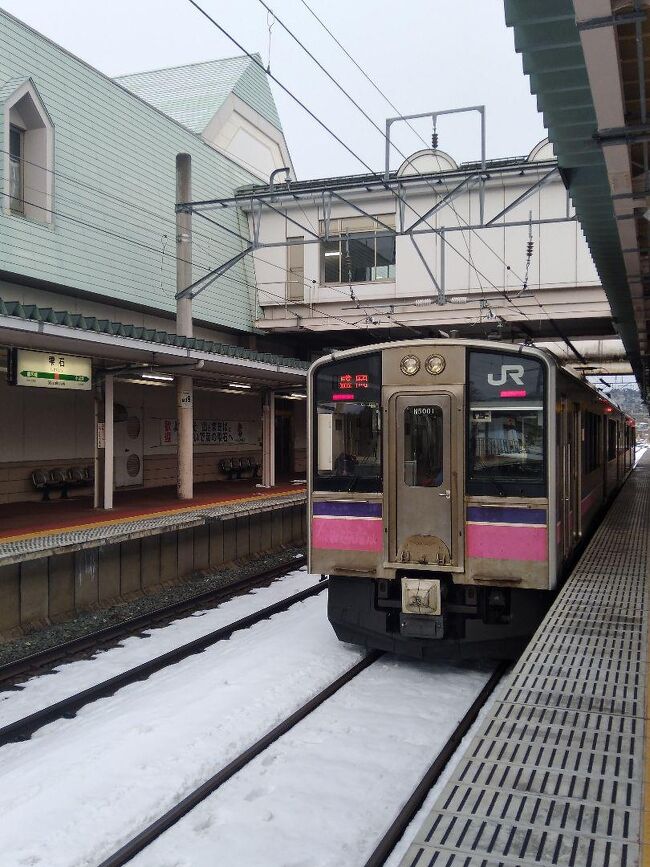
0, 503, 306, 640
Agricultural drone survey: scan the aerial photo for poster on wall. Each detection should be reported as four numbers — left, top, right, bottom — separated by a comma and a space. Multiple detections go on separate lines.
160, 418, 259, 446
8, 348, 92, 390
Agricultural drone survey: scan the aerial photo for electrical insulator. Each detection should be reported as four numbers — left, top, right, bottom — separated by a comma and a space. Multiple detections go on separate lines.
431, 131, 439, 149
527, 240, 534, 258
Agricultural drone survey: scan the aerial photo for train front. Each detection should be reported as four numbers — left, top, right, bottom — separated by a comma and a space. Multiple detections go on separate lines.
308, 341, 554, 660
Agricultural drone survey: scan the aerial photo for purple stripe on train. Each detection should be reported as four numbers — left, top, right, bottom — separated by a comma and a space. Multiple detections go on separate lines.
466, 506, 546, 525
312, 501, 382, 518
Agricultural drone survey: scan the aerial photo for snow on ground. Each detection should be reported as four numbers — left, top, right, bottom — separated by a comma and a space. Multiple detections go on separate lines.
0, 567, 316, 727
0, 591, 367, 867
130, 655, 494, 867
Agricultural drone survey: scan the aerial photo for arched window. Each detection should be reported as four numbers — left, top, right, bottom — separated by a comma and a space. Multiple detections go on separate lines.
3, 78, 54, 224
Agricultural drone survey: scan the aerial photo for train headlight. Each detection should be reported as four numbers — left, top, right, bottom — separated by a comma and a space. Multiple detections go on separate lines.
425, 354, 446, 375
400, 355, 420, 376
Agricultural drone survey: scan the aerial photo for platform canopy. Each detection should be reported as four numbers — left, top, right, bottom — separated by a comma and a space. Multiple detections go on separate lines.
505, 0, 650, 400
0, 297, 307, 390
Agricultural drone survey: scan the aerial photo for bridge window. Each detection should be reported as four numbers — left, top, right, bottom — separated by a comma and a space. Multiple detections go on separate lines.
321, 214, 395, 284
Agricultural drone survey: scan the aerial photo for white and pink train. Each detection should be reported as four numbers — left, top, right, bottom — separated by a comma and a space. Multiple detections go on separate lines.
307, 339, 635, 659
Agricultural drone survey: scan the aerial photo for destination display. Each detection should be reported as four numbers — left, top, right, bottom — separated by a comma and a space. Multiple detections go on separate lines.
8, 349, 92, 390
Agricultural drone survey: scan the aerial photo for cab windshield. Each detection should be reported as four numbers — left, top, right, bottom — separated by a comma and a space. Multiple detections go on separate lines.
467, 350, 546, 496
313, 353, 382, 492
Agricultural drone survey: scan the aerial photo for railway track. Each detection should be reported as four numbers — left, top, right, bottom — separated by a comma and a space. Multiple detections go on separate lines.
0, 567, 323, 748
96, 650, 383, 867
0, 555, 306, 689
362, 661, 508, 867
95, 658, 506, 867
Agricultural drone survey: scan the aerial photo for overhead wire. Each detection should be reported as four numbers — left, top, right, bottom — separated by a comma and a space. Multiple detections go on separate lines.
298, 0, 532, 289
1, 180, 372, 333
184, 0, 534, 325
291, 0, 560, 328
255, 0, 491, 302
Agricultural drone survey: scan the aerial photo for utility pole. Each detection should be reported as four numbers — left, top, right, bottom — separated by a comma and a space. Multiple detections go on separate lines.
176, 153, 193, 500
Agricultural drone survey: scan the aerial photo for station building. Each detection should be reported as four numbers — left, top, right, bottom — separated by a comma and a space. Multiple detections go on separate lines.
0, 7, 308, 518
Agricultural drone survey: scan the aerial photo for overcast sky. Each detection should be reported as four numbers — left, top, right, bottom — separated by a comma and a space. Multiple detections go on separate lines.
3, 0, 547, 179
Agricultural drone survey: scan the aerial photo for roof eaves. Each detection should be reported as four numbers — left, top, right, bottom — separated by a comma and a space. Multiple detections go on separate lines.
0, 296, 309, 371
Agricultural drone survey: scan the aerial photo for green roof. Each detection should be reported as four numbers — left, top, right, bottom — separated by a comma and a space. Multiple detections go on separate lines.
0, 298, 308, 370
116, 55, 283, 134
505, 0, 640, 381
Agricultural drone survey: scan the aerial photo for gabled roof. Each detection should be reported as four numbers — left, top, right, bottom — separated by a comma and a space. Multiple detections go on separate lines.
0, 76, 29, 102
115, 54, 282, 134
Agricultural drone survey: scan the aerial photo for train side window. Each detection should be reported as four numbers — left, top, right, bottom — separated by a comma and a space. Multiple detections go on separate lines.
607, 418, 617, 461
583, 411, 602, 472
404, 406, 442, 487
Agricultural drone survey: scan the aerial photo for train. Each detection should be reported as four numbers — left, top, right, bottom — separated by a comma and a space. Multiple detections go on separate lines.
307, 339, 636, 660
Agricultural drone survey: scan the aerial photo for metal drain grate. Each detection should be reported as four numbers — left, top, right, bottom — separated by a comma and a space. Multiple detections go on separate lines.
399, 461, 649, 867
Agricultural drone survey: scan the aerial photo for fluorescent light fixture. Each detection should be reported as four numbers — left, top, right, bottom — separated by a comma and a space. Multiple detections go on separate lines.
228, 382, 251, 389
141, 373, 174, 382
324, 251, 341, 257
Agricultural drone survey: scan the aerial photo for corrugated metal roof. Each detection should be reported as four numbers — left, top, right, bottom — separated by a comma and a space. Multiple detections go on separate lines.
0, 298, 308, 370
116, 54, 283, 134
505, 0, 641, 381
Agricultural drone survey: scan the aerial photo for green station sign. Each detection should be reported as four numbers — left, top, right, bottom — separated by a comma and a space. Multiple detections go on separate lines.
8, 349, 92, 391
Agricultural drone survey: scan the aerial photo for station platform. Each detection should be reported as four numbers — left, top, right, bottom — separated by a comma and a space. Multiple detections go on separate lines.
400, 455, 650, 866
0, 481, 305, 565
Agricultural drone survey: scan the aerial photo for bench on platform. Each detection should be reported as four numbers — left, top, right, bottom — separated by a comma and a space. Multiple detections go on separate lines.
31, 465, 94, 501
218, 457, 260, 481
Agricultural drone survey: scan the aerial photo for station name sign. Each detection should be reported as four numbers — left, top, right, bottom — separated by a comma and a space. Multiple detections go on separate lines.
8, 348, 92, 391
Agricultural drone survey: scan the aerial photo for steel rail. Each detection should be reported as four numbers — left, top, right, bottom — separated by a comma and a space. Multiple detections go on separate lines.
97, 650, 382, 867
361, 661, 509, 867
0, 573, 324, 748
0, 556, 306, 688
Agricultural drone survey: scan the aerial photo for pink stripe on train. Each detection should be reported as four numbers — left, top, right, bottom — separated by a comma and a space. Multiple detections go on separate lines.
467, 524, 547, 561
311, 517, 383, 552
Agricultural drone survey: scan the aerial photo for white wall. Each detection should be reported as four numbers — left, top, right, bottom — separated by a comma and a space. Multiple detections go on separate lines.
114, 381, 263, 458
202, 94, 294, 183
0, 376, 93, 463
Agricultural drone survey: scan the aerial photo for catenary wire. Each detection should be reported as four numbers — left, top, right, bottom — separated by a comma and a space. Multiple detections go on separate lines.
184, 0, 534, 323
255, 0, 491, 298
188, 0, 529, 328
297, 0, 532, 287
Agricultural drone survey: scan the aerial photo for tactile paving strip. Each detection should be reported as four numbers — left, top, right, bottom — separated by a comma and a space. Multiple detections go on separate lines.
0, 492, 306, 563
400, 459, 649, 867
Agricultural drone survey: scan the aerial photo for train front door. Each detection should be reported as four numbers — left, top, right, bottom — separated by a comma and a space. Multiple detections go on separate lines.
390, 394, 455, 566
